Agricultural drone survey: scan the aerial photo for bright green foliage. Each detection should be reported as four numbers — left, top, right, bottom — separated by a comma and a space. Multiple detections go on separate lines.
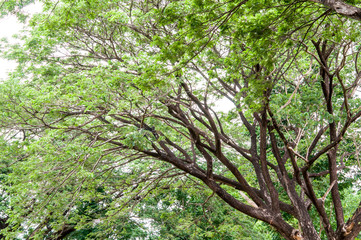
138, 186, 271, 239
1, 0, 361, 239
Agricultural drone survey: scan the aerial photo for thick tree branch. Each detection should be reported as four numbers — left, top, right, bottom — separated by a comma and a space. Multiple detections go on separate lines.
308, 0, 361, 21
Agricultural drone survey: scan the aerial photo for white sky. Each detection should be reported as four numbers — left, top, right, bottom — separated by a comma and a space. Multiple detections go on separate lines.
0, 2, 234, 112
0, 2, 42, 80
0, 15, 22, 80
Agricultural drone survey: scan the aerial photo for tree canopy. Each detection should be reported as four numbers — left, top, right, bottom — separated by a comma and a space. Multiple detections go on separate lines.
2, 0, 361, 239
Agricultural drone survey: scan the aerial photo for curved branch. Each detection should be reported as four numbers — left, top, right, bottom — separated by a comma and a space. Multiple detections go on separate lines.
308, 0, 361, 21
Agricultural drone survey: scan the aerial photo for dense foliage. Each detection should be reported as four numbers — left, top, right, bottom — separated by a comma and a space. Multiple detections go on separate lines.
2, 0, 361, 239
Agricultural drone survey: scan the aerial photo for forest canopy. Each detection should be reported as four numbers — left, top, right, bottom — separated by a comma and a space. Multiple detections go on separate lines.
1, 0, 361, 239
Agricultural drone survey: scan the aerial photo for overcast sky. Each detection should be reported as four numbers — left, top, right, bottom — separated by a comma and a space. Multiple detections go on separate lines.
0, 2, 42, 80
0, 15, 22, 80
0, 2, 234, 111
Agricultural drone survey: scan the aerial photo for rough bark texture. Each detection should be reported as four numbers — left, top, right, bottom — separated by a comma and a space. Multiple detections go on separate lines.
309, 0, 361, 21
4, 1, 361, 239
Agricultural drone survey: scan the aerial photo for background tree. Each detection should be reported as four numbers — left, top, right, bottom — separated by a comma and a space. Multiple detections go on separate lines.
2, 0, 361, 239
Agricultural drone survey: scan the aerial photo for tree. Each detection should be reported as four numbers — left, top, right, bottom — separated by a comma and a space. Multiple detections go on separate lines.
2, 0, 361, 239
0, 0, 34, 19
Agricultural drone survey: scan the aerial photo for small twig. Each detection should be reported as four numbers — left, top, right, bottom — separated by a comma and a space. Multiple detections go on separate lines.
321, 180, 337, 202
287, 146, 309, 163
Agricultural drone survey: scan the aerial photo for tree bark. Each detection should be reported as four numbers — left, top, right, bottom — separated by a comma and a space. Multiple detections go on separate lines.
308, 0, 361, 21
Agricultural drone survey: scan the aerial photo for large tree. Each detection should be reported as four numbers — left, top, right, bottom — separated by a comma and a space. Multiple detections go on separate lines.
2, 0, 361, 239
